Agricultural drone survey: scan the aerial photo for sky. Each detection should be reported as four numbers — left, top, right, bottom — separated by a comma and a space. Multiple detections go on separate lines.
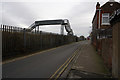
0, 0, 120, 37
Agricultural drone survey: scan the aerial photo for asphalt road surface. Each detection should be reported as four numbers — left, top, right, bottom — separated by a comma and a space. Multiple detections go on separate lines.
2, 42, 80, 78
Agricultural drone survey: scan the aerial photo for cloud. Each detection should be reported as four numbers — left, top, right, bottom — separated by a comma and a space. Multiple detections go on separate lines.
1, 0, 116, 2
1, 0, 119, 37
60, 2, 95, 36
2, 2, 41, 27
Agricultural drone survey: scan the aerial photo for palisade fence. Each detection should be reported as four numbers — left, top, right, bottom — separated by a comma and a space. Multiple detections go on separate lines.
1, 24, 77, 59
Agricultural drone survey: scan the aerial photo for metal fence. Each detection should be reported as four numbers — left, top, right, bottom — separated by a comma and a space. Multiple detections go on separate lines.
0, 24, 24, 32
1, 24, 77, 59
92, 27, 112, 40
98, 28, 112, 39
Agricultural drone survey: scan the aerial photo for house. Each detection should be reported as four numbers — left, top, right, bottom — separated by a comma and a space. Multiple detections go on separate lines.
91, 0, 120, 71
92, 0, 120, 46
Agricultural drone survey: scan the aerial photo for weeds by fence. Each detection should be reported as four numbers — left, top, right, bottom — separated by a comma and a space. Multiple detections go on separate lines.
1, 24, 77, 59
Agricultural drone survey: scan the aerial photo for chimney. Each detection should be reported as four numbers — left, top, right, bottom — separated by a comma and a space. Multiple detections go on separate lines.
108, 0, 115, 2
96, 2, 100, 9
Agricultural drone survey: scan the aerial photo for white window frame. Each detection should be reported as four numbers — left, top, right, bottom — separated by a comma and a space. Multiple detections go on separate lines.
101, 13, 110, 25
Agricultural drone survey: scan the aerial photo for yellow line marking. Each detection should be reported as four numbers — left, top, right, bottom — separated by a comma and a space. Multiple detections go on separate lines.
55, 50, 79, 80
1, 42, 77, 65
49, 49, 79, 79
49, 57, 71, 79
49, 46, 80, 80
55, 54, 76, 80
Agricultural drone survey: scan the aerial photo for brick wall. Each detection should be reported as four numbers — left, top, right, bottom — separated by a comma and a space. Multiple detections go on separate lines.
101, 38, 112, 71
97, 39, 112, 71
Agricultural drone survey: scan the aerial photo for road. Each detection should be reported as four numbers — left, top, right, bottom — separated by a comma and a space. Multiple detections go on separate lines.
2, 42, 81, 78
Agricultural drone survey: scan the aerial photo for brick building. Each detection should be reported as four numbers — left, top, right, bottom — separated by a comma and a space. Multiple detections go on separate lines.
91, 0, 120, 71
92, 0, 120, 46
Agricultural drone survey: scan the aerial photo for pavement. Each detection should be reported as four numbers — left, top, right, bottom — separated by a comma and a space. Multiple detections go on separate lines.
67, 40, 111, 78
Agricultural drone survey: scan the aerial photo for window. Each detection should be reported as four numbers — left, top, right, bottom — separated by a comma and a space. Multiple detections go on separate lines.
102, 13, 110, 25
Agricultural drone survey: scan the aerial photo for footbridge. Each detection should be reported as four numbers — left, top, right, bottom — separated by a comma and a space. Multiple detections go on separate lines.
27, 19, 74, 35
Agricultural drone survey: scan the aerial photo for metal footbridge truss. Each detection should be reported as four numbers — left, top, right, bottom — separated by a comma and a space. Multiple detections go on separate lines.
27, 19, 73, 35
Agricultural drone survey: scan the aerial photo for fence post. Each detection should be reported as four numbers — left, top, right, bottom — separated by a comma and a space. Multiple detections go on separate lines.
35, 27, 36, 34
0, 24, 2, 31
40, 31, 42, 50
23, 28, 26, 49
37, 26, 39, 33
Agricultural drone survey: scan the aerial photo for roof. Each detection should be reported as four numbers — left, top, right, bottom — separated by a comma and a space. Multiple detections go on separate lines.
92, 1, 120, 23
110, 8, 120, 25
101, 1, 120, 13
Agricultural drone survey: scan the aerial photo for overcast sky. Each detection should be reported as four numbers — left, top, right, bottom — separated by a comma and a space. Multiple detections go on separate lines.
0, 0, 120, 37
